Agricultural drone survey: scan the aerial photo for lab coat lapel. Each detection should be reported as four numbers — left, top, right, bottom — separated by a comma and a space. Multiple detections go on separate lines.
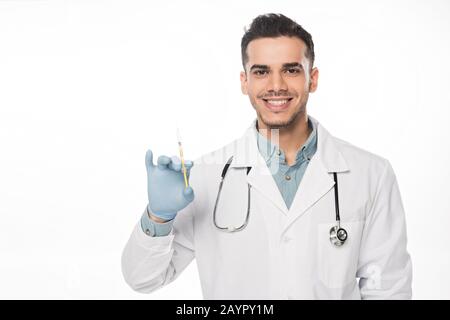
282, 153, 334, 232
282, 117, 350, 234
246, 160, 289, 215
230, 122, 289, 215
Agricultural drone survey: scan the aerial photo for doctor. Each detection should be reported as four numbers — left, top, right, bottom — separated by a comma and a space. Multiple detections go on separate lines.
121, 13, 412, 299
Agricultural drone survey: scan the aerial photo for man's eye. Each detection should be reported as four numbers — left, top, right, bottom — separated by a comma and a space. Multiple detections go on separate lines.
253, 70, 268, 75
286, 68, 301, 74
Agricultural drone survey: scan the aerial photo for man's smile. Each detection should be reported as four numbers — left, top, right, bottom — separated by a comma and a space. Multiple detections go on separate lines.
262, 97, 293, 111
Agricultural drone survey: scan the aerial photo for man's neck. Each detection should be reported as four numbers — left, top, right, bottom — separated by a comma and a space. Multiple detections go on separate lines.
257, 114, 311, 165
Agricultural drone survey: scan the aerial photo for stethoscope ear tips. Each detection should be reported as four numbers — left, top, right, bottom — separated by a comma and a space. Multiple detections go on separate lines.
329, 226, 348, 247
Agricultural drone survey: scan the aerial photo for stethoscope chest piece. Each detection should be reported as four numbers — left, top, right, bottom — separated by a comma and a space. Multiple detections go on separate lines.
329, 225, 348, 247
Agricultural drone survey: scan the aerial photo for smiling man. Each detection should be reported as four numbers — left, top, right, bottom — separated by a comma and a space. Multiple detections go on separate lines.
122, 13, 412, 300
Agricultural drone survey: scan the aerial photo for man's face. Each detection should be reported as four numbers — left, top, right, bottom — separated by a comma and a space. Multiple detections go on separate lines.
240, 36, 319, 129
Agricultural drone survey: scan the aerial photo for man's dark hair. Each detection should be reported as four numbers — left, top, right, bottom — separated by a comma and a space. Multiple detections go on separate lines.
241, 13, 315, 73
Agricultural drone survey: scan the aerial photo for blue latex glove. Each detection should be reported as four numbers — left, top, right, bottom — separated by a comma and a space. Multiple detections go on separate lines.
145, 149, 195, 220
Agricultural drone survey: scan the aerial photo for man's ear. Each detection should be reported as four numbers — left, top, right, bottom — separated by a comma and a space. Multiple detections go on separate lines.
309, 67, 319, 93
240, 71, 248, 95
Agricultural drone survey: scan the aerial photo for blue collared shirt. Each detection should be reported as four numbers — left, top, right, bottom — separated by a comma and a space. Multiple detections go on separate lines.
141, 117, 318, 236
254, 118, 318, 209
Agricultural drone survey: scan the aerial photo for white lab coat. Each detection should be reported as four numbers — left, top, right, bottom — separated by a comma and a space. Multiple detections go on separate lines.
121, 116, 412, 299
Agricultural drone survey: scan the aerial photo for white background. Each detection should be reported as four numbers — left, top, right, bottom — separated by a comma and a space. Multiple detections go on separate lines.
0, 0, 449, 299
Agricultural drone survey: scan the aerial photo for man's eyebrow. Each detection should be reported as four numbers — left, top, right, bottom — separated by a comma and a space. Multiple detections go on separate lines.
249, 62, 303, 72
249, 64, 269, 72
282, 62, 303, 69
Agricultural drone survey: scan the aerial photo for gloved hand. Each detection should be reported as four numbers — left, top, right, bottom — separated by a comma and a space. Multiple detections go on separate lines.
145, 149, 195, 221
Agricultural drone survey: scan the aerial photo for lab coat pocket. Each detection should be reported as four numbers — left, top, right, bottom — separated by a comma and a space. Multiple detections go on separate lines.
317, 221, 363, 288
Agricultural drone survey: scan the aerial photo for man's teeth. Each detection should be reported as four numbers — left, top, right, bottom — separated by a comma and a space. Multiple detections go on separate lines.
267, 100, 288, 105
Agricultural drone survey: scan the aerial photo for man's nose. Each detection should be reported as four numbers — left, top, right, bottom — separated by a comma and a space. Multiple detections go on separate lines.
267, 72, 288, 92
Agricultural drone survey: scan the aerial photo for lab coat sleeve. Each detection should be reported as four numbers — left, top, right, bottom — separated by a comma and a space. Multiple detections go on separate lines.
121, 202, 196, 294
357, 160, 412, 299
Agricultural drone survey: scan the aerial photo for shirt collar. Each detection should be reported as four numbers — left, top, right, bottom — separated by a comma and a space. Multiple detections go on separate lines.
254, 117, 318, 165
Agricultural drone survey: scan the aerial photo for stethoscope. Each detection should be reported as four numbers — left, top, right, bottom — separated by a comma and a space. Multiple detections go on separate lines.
213, 156, 252, 233
213, 156, 348, 247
